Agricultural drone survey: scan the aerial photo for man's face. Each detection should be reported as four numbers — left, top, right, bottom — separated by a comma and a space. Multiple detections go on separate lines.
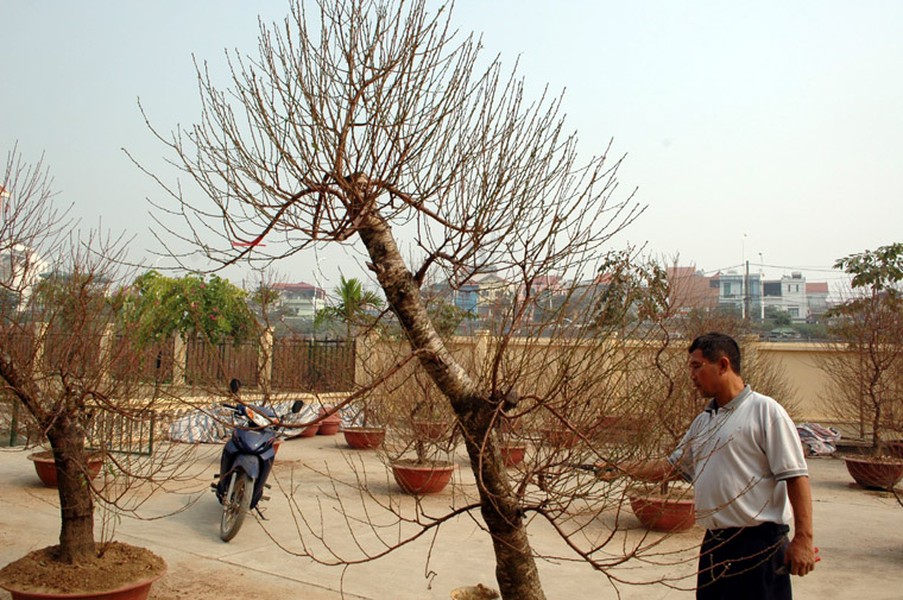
688, 349, 720, 398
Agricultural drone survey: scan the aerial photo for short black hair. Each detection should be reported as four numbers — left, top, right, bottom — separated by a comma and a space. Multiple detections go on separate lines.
688, 332, 742, 375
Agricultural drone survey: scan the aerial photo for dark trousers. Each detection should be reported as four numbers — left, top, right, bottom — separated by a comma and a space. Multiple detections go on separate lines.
697, 522, 791, 600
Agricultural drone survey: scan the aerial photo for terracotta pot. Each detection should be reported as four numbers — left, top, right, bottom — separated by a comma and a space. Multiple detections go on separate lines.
317, 421, 341, 436
843, 455, 903, 490
411, 420, 452, 443
27, 451, 104, 488
391, 460, 454, 494
0, 571, 164, 600
298, 423, 320, 438
499, 444, 526, 467
628, 493, 696, 532
342, 427, 386, 450
317, 408, 342, 436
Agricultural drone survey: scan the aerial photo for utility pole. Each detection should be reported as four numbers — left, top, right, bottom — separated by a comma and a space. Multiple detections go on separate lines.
744, 260, 750, 321
759, 252, 765, 321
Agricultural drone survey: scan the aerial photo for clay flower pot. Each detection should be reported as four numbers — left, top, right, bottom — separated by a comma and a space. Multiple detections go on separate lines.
298, 422, 320, 437
1, 572, 164, 600
316, 407, 342, 436
0, 543, 165, 600
628, 493, 696, 532
342, 426, 386, 450
391, 459, 454, 494
843, 455, 903, 490
499, 444, 526, 467
27, 451, 104, 488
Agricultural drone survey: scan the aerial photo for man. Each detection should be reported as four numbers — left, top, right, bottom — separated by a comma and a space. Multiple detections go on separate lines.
605, 332, 817, 599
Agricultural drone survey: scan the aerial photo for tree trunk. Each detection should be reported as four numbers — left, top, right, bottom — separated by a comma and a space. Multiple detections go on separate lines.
355, 200, 547, 600
0, 346, 97, 564
46, 414, 96, 564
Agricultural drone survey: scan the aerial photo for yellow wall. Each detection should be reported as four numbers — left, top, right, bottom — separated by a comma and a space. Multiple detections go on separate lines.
756, 342, 838, 423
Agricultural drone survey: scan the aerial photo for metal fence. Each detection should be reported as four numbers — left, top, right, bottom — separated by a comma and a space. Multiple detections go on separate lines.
86, 407, 157, 456
108, 335, 176, 384
271, 337, 355, 392
185, 338, 261, 387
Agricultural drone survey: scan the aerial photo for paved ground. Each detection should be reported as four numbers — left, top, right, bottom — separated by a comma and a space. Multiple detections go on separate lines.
1, 434, 901, 600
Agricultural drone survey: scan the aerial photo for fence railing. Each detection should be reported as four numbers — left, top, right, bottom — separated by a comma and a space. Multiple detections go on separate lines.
86, 407, 157, 456
271, 337, 355, 392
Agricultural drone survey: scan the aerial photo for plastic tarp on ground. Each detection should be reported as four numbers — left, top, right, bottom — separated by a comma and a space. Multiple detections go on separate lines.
797, 422, 841, 456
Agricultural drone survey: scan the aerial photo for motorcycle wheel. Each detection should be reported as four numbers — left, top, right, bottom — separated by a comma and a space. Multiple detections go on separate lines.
220, 470, 253, 542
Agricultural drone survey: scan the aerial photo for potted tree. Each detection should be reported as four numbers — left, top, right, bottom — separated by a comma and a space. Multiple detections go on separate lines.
822, 244, 903, 490
341, 391, 387, 450
389, 438, 456, 495
409, 371, 456, 443
315, 401, 343, 435
379, 368, 457, 495
0, 152, 166, 599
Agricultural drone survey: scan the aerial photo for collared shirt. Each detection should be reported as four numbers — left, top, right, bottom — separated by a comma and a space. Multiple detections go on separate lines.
668, 386, 808, 530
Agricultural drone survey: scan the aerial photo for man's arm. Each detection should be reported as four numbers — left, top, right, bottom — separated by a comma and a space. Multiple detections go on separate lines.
785, 475, 817, 576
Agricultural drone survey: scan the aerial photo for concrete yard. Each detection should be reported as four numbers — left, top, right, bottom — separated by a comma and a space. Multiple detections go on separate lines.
1, 434, 900, 599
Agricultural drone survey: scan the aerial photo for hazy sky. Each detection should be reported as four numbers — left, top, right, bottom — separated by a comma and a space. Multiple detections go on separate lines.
2, 1, 901, 294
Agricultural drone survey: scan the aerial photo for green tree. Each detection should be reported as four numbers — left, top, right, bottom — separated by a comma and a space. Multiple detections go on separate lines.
315, 276, 384, 339
121, 271, 256, 345
823, 243, 903, 449
765, 306, 793, 327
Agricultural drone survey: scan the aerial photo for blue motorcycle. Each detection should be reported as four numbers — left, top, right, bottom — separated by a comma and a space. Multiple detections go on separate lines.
214, 379, 303, 541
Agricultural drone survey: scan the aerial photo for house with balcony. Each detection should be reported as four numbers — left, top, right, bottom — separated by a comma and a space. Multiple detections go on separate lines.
762, 272, 810, 322
709, 270, 763, 318
271, 282, 327, 321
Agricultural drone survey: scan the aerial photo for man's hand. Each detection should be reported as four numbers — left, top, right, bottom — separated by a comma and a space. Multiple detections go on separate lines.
785, 538, 819, 576
594, 462, 619, 482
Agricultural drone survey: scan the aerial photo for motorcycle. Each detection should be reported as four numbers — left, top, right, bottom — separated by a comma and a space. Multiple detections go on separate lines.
213, 391, 303, 542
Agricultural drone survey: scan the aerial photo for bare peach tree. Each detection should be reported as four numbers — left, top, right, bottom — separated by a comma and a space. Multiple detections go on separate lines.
140, 1, 657, 597
0, 148, 197, 575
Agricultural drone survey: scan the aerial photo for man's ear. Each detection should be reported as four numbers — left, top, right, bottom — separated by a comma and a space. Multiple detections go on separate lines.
717, 355, 731, 374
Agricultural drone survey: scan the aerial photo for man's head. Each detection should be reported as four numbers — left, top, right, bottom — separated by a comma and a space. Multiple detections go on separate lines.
688, 332, 741, 375
687, 332, 744, 402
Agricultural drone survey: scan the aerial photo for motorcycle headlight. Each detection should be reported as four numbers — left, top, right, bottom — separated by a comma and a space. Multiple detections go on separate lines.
245, 406, 273, 428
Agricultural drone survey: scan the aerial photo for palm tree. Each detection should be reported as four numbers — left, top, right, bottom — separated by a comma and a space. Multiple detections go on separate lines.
315, 276, 384, 339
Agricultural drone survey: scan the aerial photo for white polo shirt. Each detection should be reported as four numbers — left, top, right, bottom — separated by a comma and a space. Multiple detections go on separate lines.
668, 386, 808, 530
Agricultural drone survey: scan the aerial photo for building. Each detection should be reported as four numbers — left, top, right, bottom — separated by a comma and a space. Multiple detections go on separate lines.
447, 273, 513, 319
762, 272, 810, 322
685, 268, 829, 324
271, 282, 327, 321
0, 243, 50, 307
805, 282, 830, 321
667, 266, 719, 313
709, 270, 763, 318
